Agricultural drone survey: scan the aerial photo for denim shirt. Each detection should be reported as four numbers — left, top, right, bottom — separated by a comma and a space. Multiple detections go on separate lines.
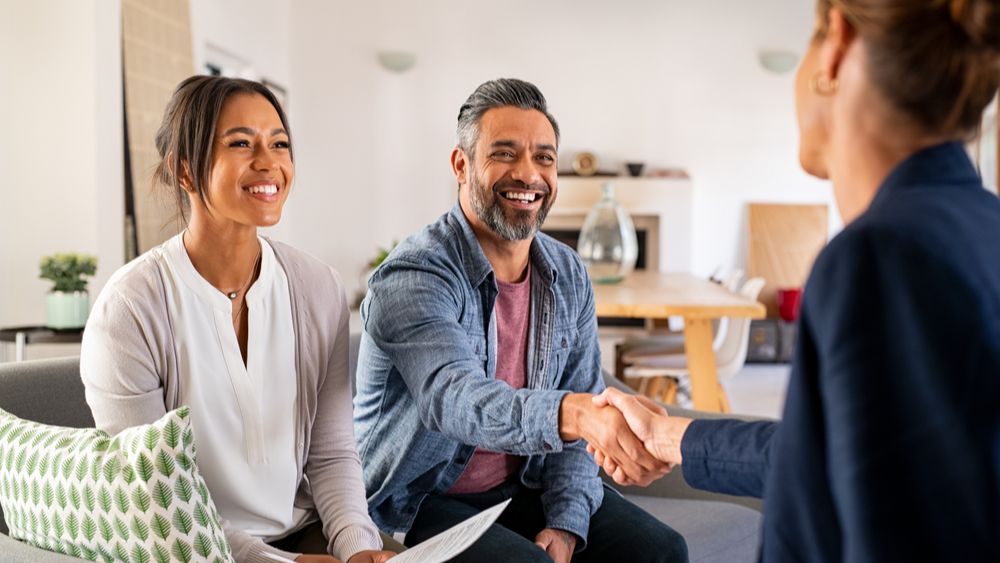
354, 203, 605, 544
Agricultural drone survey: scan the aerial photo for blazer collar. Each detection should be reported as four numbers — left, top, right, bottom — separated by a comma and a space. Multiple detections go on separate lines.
871, 141, 984, 209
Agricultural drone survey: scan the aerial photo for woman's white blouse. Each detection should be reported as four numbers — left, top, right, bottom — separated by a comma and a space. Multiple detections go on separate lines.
161, 233, 309, 539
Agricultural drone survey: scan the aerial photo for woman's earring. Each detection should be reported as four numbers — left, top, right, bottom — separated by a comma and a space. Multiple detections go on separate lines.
809, 72, 839, 96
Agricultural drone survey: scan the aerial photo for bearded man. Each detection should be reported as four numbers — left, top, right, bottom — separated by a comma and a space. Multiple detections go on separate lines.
353, 78, 687, 563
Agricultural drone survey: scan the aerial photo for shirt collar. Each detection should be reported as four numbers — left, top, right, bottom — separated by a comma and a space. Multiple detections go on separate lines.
448, 202, 559, 289
167, 232, 274, 311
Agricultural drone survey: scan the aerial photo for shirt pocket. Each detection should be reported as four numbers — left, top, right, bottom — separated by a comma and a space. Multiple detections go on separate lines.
466, 330, 488, 366
547, 326, 580, 388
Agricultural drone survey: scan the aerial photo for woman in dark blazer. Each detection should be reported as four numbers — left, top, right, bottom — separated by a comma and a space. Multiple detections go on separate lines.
591, 0, 1000, 561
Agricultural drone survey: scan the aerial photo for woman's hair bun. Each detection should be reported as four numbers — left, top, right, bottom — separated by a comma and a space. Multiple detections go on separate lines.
953, 0, 1000, 51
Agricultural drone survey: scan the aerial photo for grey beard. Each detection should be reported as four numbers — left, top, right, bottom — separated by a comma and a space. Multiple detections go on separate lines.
469, 177, 551, 242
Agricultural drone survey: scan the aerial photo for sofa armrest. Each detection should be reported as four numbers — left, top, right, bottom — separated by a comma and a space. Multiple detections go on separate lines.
0, 534, 84, 562
600, 371, 767, 512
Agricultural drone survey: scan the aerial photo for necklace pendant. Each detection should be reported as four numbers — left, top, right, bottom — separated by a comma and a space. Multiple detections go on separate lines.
227, 291, 239, 300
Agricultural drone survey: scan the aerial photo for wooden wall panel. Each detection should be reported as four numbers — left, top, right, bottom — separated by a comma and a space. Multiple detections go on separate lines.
747, 203, 829, 317
122, 0, 194, 257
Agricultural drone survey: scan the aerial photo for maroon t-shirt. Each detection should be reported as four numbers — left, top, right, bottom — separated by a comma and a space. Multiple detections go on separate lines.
448, 266, 531, 494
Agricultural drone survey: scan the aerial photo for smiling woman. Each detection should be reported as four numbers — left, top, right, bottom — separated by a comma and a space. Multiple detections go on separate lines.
79, 76, 397, 563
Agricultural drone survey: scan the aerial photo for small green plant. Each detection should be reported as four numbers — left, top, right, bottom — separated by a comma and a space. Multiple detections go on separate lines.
367, 240, 398, 270
39, 253, 98, 293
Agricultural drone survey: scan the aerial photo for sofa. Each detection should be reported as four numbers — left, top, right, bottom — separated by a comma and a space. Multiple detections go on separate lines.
0, 357, 90, 563
1, 345, 763, 562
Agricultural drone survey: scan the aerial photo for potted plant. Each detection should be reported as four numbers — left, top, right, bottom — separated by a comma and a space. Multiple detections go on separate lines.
39, 253, 97, 329
352, 241, 398, 309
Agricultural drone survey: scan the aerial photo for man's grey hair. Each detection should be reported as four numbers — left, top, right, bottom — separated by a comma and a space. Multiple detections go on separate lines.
456, 78, 560, 158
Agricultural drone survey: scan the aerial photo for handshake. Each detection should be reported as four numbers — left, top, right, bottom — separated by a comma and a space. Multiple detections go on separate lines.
559, 388, 693, 487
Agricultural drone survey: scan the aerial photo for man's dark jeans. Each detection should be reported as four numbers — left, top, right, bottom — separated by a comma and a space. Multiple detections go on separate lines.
406, 480, 689, 562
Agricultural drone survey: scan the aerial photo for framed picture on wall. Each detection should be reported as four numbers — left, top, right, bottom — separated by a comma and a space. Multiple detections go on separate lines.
203, 43, 253, 79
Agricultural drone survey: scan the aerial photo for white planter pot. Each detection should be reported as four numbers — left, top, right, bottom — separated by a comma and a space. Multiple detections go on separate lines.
46, 291, 90, 329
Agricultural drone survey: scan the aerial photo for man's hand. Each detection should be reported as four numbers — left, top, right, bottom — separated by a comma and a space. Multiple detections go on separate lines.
534, 528, 577, 563
587, 388, 693, 481
559, 393, 671, 486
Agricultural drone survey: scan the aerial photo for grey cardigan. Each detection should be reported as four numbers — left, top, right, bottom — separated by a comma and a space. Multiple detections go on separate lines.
80, 238, 382, 563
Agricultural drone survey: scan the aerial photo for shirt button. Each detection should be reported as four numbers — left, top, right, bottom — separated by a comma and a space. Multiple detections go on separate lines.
543, 442, 553, 451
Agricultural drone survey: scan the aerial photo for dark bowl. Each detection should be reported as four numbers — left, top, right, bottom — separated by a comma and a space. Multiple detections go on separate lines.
625, 162, 645, 177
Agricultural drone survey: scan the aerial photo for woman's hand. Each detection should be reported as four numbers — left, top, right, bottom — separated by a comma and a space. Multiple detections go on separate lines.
295, 550, 395, 563
347, 550, 396, 563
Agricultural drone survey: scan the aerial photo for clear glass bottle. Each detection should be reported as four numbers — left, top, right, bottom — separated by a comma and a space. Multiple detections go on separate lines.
577, 183, 638, 283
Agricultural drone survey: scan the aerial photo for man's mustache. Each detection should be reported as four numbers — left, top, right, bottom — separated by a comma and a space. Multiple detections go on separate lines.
492, 179, 551, 196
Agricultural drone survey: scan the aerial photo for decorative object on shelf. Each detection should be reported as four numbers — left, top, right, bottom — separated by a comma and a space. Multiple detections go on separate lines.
757, 49, 799, 74
577, 183, 639, 284
572, 151, 599, 176
560, 170, 619, 177
377, 50, 417, 73
38, 252, 97, 330
625, 162, 645, 177
648, 168, 691, 179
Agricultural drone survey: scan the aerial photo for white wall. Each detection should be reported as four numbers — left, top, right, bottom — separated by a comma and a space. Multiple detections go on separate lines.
0, 0, 292, 330
188, 0, 294, 242
0, 0, 123, 328
285, 0, 839, 300
1, 0, 838, 330
188, 0, 292, 107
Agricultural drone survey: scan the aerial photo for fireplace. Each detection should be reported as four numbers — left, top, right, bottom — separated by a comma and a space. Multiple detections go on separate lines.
545, 228, 650, 270
542, 218, 656, 328
546, 177, 693, 273
541, 214, 658, 272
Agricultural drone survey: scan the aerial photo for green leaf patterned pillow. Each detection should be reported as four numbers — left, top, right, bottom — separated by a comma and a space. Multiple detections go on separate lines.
0, 406, 234, 563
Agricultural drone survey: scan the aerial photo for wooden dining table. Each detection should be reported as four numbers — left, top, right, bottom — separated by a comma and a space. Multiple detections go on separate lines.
593, 271, 766, 412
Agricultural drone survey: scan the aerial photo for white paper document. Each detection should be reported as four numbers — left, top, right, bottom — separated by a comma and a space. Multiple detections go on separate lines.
390, 498, 511, 563
259, 498, 510, 563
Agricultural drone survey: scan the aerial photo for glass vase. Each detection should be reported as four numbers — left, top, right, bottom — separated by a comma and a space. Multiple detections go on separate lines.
577, 183, 638, 283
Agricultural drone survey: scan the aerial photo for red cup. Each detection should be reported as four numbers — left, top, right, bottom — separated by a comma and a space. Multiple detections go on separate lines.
776, 287, 802, 322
